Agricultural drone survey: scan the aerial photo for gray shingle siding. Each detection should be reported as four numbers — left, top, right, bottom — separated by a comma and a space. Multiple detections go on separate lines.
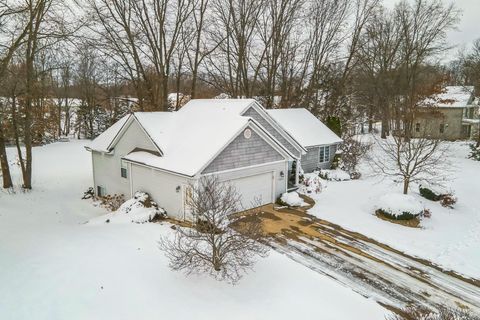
301, 144, 337, 172
242, 107, 301, 158
202, 129, 284, 174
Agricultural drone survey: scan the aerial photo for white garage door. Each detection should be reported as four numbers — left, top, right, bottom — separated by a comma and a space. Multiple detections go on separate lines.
228, 172, 274, 210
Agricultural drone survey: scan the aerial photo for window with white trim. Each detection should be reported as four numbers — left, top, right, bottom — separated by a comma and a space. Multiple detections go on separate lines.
121, 160, 128, 178
319, 146, 330, 163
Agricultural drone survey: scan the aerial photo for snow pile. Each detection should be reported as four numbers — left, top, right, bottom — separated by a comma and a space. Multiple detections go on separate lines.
298, 173, 325, 194
90, 192, 166, 224
376, 193, 424, 218
280, 192, 308, 207
319, 169, 351, 181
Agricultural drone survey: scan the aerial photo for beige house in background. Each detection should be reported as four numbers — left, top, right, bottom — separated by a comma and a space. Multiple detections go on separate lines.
412, 86, 479, 140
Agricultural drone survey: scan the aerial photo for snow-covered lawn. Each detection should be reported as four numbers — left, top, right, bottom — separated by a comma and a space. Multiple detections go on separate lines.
0, 140, 385, 320
309, 139, 480, 280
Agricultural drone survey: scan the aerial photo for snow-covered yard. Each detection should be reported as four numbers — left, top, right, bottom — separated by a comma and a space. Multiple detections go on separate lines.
308, 139, 480, 280
0, 140, 385, 319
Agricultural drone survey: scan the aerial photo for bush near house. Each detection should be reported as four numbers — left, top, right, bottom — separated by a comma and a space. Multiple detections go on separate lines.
325, 116, 342, 137
297, 173, 324, 195
115, 192, 166, 223
319, 169, 351, 181
82, 187, 95, 199
468, 143, 480, 161
99, 194, 125, 211
440, 195, 457, 208
419, 186, 457, 208
376, 208, 420, 221
419, 186, 441, 201
375, 193, 425, 221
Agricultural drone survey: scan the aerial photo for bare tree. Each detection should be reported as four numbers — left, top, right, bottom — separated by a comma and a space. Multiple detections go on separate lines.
88, 0, 193, 111
205, 0, 266, 98
369, 132, 450, 194
0, 0, 32, 189
353, 0, 459, 139
159, 175, 268, 284
354, 6, 403, 138
395, 0, 460, 138
459, 39, 480, 146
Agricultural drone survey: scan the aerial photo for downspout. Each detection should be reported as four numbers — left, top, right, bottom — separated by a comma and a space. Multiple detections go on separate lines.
129, 162, 133, 198
91, 152, 96, 194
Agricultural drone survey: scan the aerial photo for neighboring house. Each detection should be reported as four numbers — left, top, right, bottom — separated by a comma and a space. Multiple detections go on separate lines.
413, 86, 479, 140
86, 99, 341, 220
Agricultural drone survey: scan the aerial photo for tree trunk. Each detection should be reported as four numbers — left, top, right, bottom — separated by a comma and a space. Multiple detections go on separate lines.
403, 178, 409, 195
381, 117, 389, 139
0, 125, 13, 189
58, 100, 62, 137
476, 123, 480, 148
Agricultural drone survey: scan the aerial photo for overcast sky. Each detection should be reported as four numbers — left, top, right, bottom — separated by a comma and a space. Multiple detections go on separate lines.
383, 0, 480, 56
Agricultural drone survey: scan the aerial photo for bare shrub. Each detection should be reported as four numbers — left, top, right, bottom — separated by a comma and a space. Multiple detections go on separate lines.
440, 195, 457, 208
159, 175, 268, 284
369, 135, 451, 194
99, 194, 125, 211
82, 187, 94, 199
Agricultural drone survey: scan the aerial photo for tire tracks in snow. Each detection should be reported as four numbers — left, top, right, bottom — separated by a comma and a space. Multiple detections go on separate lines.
255, 208, 480, 314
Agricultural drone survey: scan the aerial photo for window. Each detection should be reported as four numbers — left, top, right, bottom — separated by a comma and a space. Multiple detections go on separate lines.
415, 123, 420, 132
439, 123, 445, 134
319, 146, 330, 163
121, 160, 127, 178
97, 186, 106, 197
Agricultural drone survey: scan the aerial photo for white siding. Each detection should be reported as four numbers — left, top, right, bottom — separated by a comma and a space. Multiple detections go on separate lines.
91, 117, 288, 221
216, 161, 287, 203
130, 164, 193, 220
92, 119, 157, 198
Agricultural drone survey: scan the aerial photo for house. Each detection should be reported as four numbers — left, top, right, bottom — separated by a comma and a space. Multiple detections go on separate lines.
267, 108, 343, 173
412, 86, 479, 140
86, 99, 341, 220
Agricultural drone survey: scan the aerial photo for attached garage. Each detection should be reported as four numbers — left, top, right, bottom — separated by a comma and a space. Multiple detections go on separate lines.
226, 171, 275, 210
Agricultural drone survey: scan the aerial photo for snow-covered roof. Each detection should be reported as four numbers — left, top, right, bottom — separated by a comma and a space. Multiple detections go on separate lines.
88, 99, 299, 176
88, 114, 131, 153
267, 108, 342, 147
128, 108, 251, 176
423, 86, 475, 108
178, 99, 257, 115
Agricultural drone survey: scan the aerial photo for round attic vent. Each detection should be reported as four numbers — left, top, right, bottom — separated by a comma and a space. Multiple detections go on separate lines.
244, 128, 252, 139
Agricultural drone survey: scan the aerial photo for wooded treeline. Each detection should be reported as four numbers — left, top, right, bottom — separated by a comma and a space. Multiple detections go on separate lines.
1, 0, 479, 190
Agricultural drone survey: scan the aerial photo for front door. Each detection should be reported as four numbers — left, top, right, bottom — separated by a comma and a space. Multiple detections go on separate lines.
287, 160, 298, 190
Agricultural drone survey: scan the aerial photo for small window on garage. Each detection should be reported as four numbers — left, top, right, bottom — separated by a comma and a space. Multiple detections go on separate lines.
319, 146, 330, 163
439, 123, 445, 134
121, 160, 128, 178
415, 123, 421, 132
97, 186, 106, 197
